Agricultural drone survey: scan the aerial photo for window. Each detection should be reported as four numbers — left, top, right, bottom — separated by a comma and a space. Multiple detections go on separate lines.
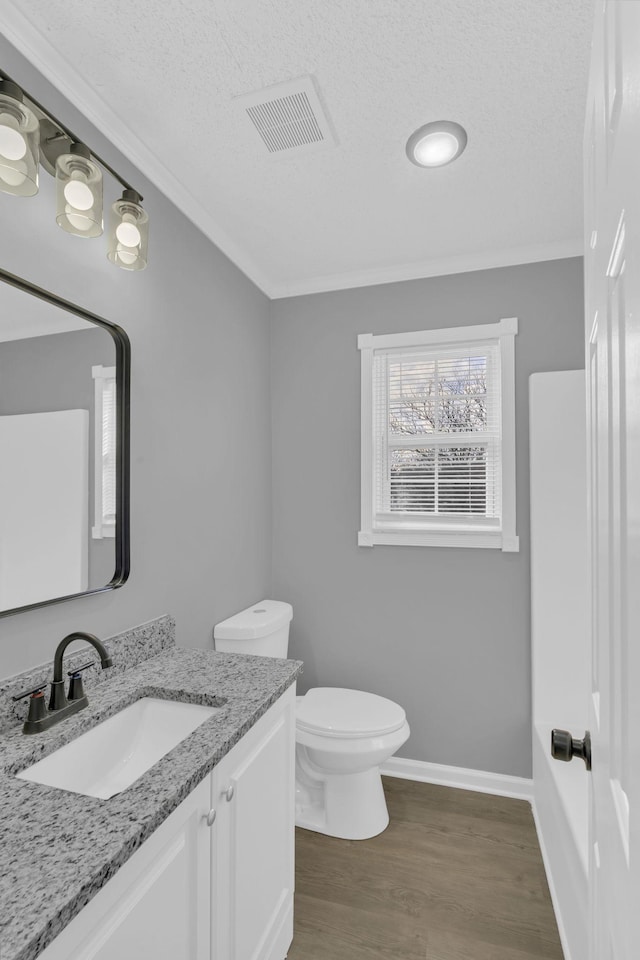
92, 364, 116, 539
358, 318, 518, 550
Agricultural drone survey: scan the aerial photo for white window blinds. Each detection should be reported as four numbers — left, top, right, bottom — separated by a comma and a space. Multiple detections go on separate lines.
92, 365, 116, 539
373, 343, 501, 526
101, 376, 117, 525
359, 319, 518, 550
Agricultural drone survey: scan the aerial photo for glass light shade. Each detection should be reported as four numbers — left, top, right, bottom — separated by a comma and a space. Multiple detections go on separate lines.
406, 121, 468, 168
55, 145, 103, 237
107, 191, 148, 271
0, 88, 39, 197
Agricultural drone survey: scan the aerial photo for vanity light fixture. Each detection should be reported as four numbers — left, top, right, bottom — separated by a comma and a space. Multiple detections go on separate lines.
0, 68, 148, 269
0, 79, 40, 197
107, 190, 148, 270
406, 120, 468, 168
55, 142, 103, 237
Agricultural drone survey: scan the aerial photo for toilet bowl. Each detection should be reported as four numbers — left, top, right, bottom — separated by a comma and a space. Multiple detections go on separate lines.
213, 600, 410, 840
295, 687, 410, 839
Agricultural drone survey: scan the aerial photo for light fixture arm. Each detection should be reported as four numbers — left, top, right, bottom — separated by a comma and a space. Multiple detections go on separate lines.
0, 67, 142, 200
121, 188, 143, 205
0, 78, 23, 102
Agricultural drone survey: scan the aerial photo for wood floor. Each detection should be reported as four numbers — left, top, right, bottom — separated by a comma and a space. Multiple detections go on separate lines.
288, 776, 563, 960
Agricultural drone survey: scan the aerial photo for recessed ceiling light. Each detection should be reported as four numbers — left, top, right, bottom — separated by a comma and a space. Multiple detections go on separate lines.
406, 120, 468, 168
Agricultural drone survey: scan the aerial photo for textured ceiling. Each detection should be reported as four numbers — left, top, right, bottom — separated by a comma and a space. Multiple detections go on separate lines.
2, 1, 592, 296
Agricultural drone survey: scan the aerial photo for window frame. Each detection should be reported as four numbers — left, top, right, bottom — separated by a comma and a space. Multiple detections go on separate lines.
358, 317, 519, 551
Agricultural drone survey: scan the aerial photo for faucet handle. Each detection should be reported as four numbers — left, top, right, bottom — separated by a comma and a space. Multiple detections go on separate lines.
67, 662, 95, 703
12, 685, 49, 726
12, 683, 48, 702
67, 661, 96, 677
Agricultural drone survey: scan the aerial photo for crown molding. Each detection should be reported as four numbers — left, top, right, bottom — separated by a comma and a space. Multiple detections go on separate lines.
1, 10, 583, 303
0, 6, 276, 297
269, 239, 584, 299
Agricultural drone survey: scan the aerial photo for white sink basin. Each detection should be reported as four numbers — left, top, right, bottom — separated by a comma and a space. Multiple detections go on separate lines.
16, 697, 220, 799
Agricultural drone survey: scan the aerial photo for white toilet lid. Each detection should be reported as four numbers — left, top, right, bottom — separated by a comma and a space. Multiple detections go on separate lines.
296, 688, 406, 739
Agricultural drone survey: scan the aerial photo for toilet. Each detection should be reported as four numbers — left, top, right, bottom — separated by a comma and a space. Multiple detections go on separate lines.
213, 600, 410, 840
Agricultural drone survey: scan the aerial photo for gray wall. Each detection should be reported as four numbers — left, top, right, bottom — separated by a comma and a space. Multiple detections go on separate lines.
0, 40, 586, 781
0, 326, 116, 589
0, 39, 272, 680
270, 258, 584, 778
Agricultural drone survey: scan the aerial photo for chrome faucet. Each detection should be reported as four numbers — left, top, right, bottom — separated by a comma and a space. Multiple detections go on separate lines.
13, 632, 113, 734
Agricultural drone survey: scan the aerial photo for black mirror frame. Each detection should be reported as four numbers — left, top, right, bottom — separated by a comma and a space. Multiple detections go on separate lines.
0, 267, 131, 618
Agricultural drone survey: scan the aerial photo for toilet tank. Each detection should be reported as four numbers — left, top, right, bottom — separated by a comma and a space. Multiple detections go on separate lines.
213, 600, 293, 658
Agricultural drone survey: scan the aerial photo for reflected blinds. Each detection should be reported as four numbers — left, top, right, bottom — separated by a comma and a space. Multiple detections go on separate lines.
101, 376, 117, 526
372, 342, 502, 526
92, 364, 116, 538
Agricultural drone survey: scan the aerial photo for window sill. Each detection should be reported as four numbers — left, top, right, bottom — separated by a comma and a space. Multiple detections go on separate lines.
358, 529, 519, 551
92, 523, 115, 540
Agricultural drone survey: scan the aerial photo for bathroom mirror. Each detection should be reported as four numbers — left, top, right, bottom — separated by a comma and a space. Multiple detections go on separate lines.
0, 268, 130, 617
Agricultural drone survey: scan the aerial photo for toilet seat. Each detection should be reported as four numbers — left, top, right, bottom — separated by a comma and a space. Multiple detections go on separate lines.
296, 687, 406, 739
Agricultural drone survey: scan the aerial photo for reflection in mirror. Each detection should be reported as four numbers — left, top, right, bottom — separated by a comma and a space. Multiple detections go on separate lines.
0, 272, 129, 616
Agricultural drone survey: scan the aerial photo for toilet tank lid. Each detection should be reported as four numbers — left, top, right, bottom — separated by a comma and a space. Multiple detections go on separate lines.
213, 600, 293, 640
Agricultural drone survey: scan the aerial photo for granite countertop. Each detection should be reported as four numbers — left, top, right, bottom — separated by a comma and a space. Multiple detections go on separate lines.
0, 646, 302, 960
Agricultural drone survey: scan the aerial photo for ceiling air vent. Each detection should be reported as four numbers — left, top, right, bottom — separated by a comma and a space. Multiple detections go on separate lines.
235, 76, 336, 155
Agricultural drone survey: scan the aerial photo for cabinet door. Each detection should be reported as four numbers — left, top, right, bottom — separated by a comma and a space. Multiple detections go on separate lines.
212, 686, 296, 960
40, 777, 211, 960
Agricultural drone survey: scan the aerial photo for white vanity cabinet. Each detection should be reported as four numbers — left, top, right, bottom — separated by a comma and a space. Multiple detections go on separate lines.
38, 686, 296, 960
211, 685, 295, 960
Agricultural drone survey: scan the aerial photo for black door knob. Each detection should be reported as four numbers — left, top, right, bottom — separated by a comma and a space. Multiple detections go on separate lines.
551, 729, 591, 771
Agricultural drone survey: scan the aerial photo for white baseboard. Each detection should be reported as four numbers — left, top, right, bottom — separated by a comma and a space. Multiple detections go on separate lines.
531, 800, 573, 960
380, 756, 533, 801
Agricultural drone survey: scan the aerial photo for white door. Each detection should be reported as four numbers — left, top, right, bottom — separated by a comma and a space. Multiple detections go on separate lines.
212, 689, 296, 960
585, 2, 640, 957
